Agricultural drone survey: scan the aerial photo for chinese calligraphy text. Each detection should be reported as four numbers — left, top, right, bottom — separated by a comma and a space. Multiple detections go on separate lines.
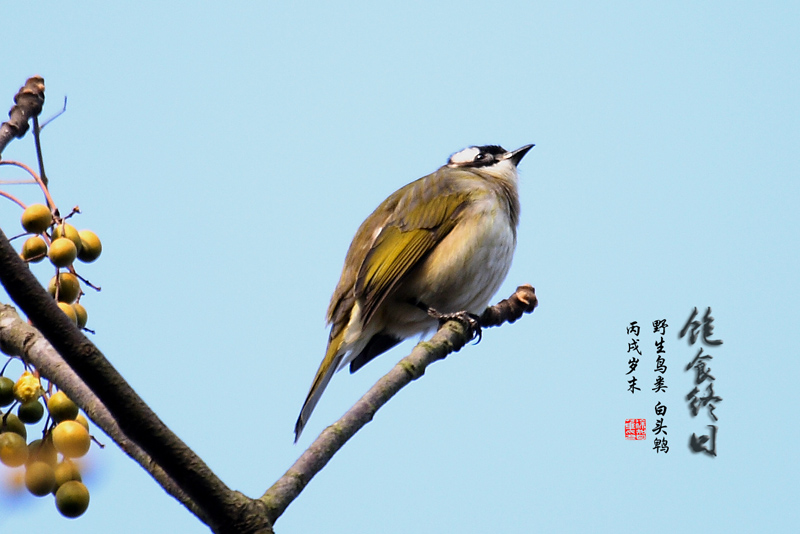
680, 307, 723, 457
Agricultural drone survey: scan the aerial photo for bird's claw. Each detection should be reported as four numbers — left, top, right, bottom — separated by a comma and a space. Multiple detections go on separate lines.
427, 308, 482, 343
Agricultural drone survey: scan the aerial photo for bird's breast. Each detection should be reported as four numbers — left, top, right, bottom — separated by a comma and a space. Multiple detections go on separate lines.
387, 196, 517, 334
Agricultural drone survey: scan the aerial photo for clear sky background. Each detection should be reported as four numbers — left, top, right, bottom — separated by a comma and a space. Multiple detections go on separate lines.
1, 1, 798, 532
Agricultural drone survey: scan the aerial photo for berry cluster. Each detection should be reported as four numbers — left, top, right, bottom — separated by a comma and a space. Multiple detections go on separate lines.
1, 371, 93, 517
18, 203, 102, 328
1, 79, 104, 520
2, 207, 101, 517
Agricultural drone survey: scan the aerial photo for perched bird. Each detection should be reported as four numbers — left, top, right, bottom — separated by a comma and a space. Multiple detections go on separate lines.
294, 144, 534, 441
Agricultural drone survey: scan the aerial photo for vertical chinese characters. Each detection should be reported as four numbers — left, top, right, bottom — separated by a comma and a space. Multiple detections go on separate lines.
627, 321, 641, 394
652, 319, 669, 453
679, 307, 724, 457
624, 321, 645, 441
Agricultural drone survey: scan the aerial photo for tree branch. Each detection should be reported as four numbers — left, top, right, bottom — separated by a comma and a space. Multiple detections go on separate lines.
261, 285, 537, 523
0, 76, 45, 157
0, 304, 206, 522
0, 228, 272, 534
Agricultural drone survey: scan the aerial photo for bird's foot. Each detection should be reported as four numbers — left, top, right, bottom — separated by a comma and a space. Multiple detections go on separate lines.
426, 308, 482, 343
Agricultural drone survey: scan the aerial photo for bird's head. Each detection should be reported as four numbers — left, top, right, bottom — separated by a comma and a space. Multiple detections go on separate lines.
446, 144, 534, 181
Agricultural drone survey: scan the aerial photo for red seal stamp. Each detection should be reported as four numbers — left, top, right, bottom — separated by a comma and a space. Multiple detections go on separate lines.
625, 418, 646, 440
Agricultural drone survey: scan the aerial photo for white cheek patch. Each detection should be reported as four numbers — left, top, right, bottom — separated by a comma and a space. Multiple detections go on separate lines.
448, 147, 480, 165
481, 159, 517, 181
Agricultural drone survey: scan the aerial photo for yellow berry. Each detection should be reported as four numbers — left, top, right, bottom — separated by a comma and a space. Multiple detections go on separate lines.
56, 480, 90, 518
0, 432, 28, 467
52, 420, 91, 458
77, 230, 102, 262
49, 238, 78, 268
48, 391, 79, 422
27, 438, 58, 466
0, 376, 14, 407
48, 272, 81, 303
2, 413, 27, 439
25, 460, 56, 496
17, 398, 44, 424
54, 459, 82, 489
21, 236, 47, 262
75, 414, 90, 432
72, 302, 88, 328
21, 204, 52, 234
13, 371, 42, 404
58, 302, 79, 324
52, 223, 82, 253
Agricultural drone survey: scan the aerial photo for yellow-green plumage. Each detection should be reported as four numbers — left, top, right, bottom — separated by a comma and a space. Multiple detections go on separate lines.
294, 144, 533, 441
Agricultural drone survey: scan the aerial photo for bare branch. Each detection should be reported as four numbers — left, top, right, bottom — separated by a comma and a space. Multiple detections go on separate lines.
261, 284, 538, 523
0, 76, 45, 157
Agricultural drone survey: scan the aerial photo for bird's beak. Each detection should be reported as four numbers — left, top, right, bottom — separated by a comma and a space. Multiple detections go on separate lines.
504, 144, 534, 167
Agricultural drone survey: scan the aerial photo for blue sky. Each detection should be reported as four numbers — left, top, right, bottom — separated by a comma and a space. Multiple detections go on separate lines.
1, 1, 798, 532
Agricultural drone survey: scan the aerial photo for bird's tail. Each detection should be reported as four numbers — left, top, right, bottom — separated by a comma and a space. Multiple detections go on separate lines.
294, 329, 346, 442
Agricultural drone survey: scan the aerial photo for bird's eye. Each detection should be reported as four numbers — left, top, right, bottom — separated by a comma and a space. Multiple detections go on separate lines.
474, 152, 493, 165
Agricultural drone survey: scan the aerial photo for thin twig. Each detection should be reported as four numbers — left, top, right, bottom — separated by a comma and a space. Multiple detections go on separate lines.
32, 115, 48, 187
70, 269, 101, 292
0, 189, 26, 209
0, 160, 57, 211
39, 96, 67, 130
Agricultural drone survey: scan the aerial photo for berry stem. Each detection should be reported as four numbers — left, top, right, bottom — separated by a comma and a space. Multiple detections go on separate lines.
0, 160, 58, 211
0, 189, 26, 209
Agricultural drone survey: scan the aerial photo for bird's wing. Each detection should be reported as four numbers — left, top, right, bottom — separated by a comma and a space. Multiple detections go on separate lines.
295, 170, 474, 441
355, 175, 472, 324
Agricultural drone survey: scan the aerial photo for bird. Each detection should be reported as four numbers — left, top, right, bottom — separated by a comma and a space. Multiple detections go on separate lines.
294, 143, 534, 441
